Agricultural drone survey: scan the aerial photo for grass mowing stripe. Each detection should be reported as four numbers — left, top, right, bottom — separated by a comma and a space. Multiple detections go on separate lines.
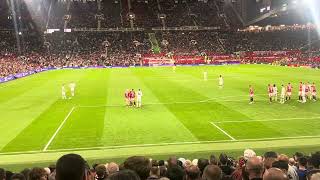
100, 68, 197, 146
43, 106, 75, 151
210, 122, 236, 140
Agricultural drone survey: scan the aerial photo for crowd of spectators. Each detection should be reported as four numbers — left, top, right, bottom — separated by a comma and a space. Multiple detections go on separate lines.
1, 26, 320, 78
1, 150, 320, 180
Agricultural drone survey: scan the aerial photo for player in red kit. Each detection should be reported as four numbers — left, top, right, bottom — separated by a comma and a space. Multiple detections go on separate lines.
124, 89, 130, 106
130, 89, 136, 107
311, 83, 317, 101
268, 84, 273, 103
298, 82, 303, 101
249, 85, 254, 104
286, 83, 292, 101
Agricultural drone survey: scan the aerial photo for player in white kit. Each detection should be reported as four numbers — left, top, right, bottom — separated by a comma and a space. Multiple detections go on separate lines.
307, 82, 312, 100
203, 71, 208, 81
62, 84, 67, 99
218, 75, 223, 88
280, 85, 286, 104
137, 89, 143, 108
301, 83, 306, 103
273, 84, 278, 101
69, 82, 76, 97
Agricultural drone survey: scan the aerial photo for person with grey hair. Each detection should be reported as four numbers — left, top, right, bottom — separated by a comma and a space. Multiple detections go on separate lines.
107, 162, 119, 175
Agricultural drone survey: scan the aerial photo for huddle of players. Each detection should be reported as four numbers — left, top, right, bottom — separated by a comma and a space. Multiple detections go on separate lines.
61, 82, 76, 99
249, 82, 317, 104
267, 83, 291, 104
124, 89, 143, 107
297, 82, 317, 103
262, 82, 317, 104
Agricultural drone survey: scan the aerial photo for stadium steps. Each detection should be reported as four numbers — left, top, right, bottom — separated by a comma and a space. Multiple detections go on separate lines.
148, 33, 161, 54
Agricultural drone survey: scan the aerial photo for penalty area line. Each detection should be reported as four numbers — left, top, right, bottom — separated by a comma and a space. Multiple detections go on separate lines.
43, 106, 76, 151
214, 116, 320, 124
210, 122, 236, 141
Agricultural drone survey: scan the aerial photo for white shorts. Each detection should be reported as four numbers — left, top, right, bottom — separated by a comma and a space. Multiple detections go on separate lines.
137, 98, 142, 102
250, 94, 254, 97
268, 93, 273, 97
273, 93, 278, 96
62, 92, 66, 96
71, 88, 75, 92
299, 91, 302, 96
312, 92, 316, 96
287, 92, 292, 96
302, 93, 306, 97
281, 94, 285, 98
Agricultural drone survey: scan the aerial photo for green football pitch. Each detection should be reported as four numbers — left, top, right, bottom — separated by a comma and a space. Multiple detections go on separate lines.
0, 64, 320, 165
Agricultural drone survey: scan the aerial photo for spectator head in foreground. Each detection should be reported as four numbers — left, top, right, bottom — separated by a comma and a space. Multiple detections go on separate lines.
11, 173, 26, 180
95, 164, 107, 180
197, 158, 209, 174
209, 155, 218, 165
0, 169, 5, 180
288, 158, 295, 166
244, 149, 256, 160
28, 168, 47, 180
263, 168, 288, 180
310, 172, 320, 180
107, 170, 140, 180
107, 162, 119, 175
245, 157, 264, 180
202, 165, 222, 180
264, 152, 278, 159
56, 154, 87, 180
309, 152, 320, 169
185, 165, 200, 180
124, 156, 151, 180
272, 161, 289, 177
166, 165, 185, 180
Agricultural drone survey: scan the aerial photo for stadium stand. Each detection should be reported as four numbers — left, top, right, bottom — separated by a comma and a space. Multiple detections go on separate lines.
1, 150, 320, 180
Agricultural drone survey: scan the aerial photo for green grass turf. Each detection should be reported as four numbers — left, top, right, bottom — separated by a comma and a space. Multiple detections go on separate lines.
0, 64, 320, 167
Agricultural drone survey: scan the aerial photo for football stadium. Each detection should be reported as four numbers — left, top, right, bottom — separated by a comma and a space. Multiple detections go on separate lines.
1, 0, 320, 179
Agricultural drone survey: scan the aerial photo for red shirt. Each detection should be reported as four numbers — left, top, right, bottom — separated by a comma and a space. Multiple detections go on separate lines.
287, 85, 292, 92
299, 84, 302, 91
250, 88, 254, 95
268, 87, 273, 93
130, 91, 135, 98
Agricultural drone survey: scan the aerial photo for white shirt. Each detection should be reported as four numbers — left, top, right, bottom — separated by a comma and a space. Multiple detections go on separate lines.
69, 83, 76, 90
62, 86, 66, 93
302, 85, 306, 94
219, 77, 223, 84
137, 91, 143, 98
273, 86, 278, 93
281, 87, 286, 95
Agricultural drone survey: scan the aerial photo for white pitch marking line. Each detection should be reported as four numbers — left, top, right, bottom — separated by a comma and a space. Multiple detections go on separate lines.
215, 116, 320, 124
2, 135, 320, 155
43, 106, 76, 151
210, 122, 236, 141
